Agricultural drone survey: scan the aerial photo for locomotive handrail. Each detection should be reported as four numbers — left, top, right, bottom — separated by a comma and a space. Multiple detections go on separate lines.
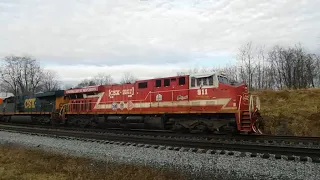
59, 104, 68, 116
69, 88, 190, 106
64, 87, 243, 113
249, 95, 261, 111
238, 95, 242, 124
248, 95, 261, 120
63, 88, 184, 112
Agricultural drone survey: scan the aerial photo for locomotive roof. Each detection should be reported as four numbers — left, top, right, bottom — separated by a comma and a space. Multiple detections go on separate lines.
0, 92, 14, 99
35, 90, 65, 98
189, 72, 217, 78
136, 74, 188, 81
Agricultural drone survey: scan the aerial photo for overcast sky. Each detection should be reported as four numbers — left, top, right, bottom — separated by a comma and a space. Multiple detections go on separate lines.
0, 0, 319, 86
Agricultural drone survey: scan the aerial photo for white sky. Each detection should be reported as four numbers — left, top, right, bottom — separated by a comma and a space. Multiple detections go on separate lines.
1, 0, 319, 85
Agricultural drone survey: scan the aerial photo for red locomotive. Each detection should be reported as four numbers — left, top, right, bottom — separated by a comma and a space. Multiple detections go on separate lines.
60, 72, 262, 134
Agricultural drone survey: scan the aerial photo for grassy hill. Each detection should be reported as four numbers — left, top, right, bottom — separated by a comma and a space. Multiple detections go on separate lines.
253, 88, 320, 137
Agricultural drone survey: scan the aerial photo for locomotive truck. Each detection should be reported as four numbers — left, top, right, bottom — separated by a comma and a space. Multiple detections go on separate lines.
0, 72, 263, 134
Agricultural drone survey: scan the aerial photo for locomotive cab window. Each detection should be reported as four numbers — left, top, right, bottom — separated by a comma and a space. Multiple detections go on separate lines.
138, 82, 148, 88
218, 75, 229, 84
178, 77, 185, 85
155, 79, 161, 87
164, 79, 170, 86
191, 77, 195, 87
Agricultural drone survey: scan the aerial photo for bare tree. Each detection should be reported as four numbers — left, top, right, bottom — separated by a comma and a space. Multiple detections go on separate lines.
314, 55, 320, 87
174, 42, 320, 90
63, 84, 74, 90
75, 72, 113, 88
76, 79, 97, 88
177, 67, 200, 76
0, 55, 44, 95
237, 41, 255, 90
92, 72, 113, 85
41, 70, 61, 91
120, 72, 136, 84
266, 44, 317, 89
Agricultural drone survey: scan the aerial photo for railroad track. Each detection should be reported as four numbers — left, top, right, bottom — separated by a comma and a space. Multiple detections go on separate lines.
0, 122, 319, 148
0, 123, 320, 163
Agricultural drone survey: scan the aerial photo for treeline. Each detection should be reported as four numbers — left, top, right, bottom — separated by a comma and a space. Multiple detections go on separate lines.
0, 56, 61, 96
75, 72, 137, 88
178, 42, 320, 90
1, 42, 319, 96
0, 55, 137, 95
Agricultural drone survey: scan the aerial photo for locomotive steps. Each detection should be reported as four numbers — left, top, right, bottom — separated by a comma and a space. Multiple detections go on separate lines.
0, 123, 319, 163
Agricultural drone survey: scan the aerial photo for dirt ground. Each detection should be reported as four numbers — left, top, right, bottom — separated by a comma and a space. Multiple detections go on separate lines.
0, 144, 186, 180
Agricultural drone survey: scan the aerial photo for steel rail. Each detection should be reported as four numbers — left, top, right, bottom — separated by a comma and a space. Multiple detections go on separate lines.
0, 124, 320, 162
0, 122, 319, 147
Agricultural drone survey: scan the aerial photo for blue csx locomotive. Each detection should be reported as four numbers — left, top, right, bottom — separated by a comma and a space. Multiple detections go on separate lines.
0, 90, 66, 124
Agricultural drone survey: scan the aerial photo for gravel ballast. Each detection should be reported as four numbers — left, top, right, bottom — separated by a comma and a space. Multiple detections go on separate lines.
0, 130, 319, 180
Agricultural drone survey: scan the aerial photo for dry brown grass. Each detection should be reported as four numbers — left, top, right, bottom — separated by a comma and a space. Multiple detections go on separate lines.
0, 144, 186, 180
252, 88, 320, 137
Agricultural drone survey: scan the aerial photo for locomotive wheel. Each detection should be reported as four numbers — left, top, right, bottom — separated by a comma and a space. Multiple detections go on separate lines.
50, 117, 60, 127
88, 120, 98, 128
78, 116, 90, 128
190, 122, 209, 134
172, 123, 188, 133
39, 116, 51, 125
67, 116, 78, 126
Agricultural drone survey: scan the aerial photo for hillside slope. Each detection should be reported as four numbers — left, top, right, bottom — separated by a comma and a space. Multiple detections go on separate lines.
253, 89, 320, 137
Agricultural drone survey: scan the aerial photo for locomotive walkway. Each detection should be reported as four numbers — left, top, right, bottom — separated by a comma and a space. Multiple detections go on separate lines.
0, 123, 319, 163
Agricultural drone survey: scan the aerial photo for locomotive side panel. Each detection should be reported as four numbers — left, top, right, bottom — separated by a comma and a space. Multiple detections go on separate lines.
187, 74, 241, 113
61, 73, 261, 133
92, 76, 191, 114
95, 83, 136, 113
149, 76, 189, 113
90, 74, 240, 115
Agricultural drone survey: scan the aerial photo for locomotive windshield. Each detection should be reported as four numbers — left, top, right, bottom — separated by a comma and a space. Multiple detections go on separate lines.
190, 73, 219, 88
217, 75, 229, 84
189, 73, 231, 88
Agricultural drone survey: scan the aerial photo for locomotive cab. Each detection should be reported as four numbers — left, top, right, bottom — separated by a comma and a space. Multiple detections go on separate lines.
189, 72, 233, 89
189, 73, 219, 89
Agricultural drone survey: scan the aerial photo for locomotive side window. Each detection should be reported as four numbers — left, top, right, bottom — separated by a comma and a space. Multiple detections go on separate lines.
202, 78, 208, 86
138, 82, 148, 88
164, 79, 170, 86
197, 78, 202, 86
191, 77, 196, 87
209, 76, 214, 85
178, 77, 185, 85
155, 79, 161, 87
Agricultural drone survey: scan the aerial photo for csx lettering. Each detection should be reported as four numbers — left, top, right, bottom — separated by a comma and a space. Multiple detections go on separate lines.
110, 90, 121, 95
109, 87, 134, 98
122, 89, 133, 95
24, 98, 36, 108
